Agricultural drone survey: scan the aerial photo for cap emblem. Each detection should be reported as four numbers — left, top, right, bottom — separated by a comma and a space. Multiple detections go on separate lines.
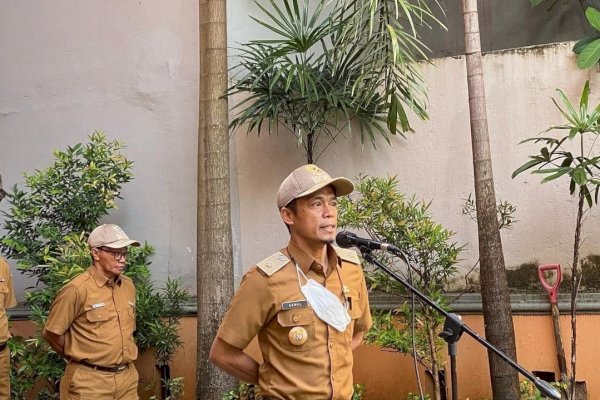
305, 165, 329, 184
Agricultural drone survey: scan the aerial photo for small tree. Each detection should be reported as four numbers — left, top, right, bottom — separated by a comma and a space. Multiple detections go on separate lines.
1, 132, 189, 399
228, 0, 445, 163
513, 81, 600, 399
338, 176, 463, 400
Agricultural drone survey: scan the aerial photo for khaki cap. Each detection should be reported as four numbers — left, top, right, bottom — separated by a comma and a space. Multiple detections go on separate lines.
277, 164, 354, 209
88, 224, 140, 249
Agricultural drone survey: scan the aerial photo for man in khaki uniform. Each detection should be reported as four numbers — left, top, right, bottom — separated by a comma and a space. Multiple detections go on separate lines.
43, 224, 140, 400
210, 164, 373, 400
0, 257, 17, 400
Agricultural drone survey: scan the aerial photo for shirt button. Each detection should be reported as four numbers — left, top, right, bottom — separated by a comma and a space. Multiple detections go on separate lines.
292, 315, 299, 323
329, 342, 334, 349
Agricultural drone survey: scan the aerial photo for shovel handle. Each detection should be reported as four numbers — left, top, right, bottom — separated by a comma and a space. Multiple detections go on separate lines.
538, 264, 562, 304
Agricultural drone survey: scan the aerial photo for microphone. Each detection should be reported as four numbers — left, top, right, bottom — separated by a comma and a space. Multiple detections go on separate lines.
336, 231, 400, 253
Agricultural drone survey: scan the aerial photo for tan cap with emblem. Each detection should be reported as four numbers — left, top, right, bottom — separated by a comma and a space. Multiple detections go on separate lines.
88, 224, 140, 249
277, 164, 354, 209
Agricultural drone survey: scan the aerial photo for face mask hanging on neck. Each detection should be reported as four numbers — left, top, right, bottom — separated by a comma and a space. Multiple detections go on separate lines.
296, 264, 350, 332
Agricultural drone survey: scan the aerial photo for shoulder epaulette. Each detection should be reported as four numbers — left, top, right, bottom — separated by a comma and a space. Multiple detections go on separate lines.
256, 252, 290, 276
65, 271, 92, 289
333, 246, 361, 265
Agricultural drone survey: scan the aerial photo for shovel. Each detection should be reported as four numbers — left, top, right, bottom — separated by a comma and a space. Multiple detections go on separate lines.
538, 263, 568, 382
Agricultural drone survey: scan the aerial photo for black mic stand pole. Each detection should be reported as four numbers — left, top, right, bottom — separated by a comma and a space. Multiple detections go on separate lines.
358, 247, 561, 400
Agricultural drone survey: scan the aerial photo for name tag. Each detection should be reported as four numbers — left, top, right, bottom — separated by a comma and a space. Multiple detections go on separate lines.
282, 300, 308, 310
91, 302, 106, 309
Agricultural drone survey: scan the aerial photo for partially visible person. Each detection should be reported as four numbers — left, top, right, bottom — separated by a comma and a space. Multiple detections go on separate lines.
0, 256, 17, 400
210, 164, 373, 400
43, 224, 140, 400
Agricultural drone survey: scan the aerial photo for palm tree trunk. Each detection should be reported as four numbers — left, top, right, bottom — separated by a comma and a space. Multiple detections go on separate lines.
462, 1, 519, 398
196, 0, 236, 398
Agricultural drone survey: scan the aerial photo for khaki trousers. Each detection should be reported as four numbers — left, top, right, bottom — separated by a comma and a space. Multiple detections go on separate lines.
0, 346, 9, 400
60, 362, 139, 400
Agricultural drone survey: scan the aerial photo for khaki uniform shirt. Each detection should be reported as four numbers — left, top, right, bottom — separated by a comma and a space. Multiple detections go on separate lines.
217, 240, 373, 400
0, 257, 17, 343
44, 266, 138, 366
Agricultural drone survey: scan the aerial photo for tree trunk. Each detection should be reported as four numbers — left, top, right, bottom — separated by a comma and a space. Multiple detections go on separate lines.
0, 174, 6, 203
426, 325, 442, 400
462, 1, 519, 398
196, 0, 236, 398
306, 131, 314, 164
569, 192, 584, 400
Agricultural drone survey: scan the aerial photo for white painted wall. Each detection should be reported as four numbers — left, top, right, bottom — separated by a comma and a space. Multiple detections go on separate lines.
232, 42, 600, 284
1, 0, 598, 301
0, 1, 199, 300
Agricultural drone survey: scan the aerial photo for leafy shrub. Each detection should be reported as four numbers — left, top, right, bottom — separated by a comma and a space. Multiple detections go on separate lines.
338, 175, 464, 400
1, 132, 188, 398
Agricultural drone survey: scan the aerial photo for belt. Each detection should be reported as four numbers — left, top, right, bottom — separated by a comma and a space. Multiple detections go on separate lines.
0, 342, 6, 352
74, 360, 130, 373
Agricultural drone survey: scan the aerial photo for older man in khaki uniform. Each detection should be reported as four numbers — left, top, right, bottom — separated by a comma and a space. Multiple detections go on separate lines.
43, 224, 140, 400
0, 257, 17, 400
210, 164, 373, 400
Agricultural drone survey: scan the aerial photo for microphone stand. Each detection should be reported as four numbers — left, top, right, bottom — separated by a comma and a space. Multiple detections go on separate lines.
358, 246, 561, 400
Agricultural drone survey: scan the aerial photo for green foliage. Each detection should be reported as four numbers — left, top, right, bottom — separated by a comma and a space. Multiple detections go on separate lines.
2, 133, 188, 399
365, 309, 436, 359
134, 275, 190, 366
461, 193, 517, 230
338, 176, 464, 286
9, 335, 62, 399
221, 383, 365, 399
573, 7, 600, 69
579, 254, 600, 290
513, 81, 600, 399
0, 131, 133, 272
221, 382, 256, 400
505, 262, 543, 293
338, 175, 463, 398
228, 0, 445, 162
530, 2, 600, 69
519, 379, 567, 400
407, 393, 431, 400
512, 81, 600, 208
352, 383, 366, 400
149, 377, 185, 400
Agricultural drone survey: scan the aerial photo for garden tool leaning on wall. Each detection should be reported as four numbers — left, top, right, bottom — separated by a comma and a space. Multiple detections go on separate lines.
538, 263, 567, 382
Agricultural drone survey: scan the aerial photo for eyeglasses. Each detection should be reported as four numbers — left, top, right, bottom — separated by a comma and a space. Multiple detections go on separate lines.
98, 247, 128, 261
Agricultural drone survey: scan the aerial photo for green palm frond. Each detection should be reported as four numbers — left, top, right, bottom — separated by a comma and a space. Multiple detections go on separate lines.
227, 0, 445, 162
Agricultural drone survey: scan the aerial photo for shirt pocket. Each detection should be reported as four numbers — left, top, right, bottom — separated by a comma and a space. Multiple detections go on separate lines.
276, 308, 316, 352
85, 304, 110, 338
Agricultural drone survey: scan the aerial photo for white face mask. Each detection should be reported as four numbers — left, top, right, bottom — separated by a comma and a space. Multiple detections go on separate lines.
297, 265, 351, 332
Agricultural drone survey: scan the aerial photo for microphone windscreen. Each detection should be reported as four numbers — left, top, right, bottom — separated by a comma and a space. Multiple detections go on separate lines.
336, 231, 355, 248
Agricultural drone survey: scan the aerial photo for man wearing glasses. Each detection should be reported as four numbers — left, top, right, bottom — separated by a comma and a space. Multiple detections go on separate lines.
43, 224, 140, 399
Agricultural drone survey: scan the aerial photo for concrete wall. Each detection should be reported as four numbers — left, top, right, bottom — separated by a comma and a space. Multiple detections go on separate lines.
233, 41, 600, 285
1, 2, 600, 299
0, 1, 200, 298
